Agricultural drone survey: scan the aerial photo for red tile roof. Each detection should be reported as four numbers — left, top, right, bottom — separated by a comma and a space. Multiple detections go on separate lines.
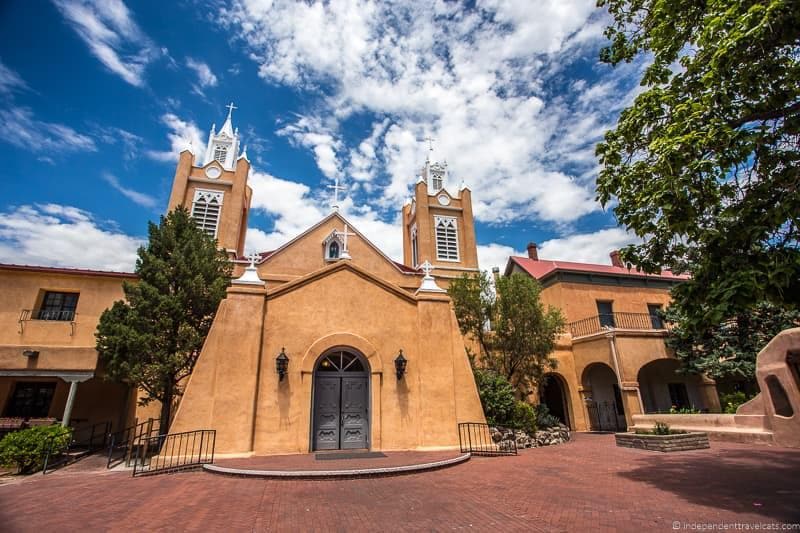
0, 263, 137, 279
506, 256, 689, 282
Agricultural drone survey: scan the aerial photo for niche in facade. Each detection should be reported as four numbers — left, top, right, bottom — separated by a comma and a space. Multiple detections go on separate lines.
765, 375, 794, 418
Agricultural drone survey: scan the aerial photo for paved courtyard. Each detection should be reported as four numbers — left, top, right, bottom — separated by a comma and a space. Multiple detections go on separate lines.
1, 433, 798, 531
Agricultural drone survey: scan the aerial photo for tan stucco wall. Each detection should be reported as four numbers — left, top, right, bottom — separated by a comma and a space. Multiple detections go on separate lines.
402, 181, 479, 279
167, 151, 251, 257
531, 277, 721, 431
170, 261, 485, 455
540, 281, 673, 324
0, 268, 130, 362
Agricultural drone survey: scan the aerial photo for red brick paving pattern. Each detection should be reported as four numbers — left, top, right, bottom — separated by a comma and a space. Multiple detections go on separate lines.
214, 450, 461, 471
1, 433, 798, 532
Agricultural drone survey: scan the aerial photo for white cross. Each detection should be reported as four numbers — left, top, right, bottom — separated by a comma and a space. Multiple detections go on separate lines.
246, 252, 260, 268
423, 136, 435, 152
226, 102, 237, 117
420, 260, 434, 277
335, 224, 356, 257
327, 177, 346, 210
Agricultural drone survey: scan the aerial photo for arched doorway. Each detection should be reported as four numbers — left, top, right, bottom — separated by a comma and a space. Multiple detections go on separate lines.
637, 358, 706, 413
539, 373, 570, 428
312, 349, 370, 451
582, 363, 626, 431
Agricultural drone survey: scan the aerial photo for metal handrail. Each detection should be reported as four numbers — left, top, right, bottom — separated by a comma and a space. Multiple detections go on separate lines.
35, 309, 76, 321
42, 420, 111, 474
132, 429, 216, 477
568, 312, 670, 338
457, 422, 517, 456
107, 418, 160, 469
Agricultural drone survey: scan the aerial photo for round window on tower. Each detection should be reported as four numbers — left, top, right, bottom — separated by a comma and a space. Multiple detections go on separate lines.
205, 166, 221, 179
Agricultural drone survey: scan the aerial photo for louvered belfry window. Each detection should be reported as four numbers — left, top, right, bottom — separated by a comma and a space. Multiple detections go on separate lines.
213, 144, 228, 164
435, 216, 459, 261
191, 189, 223, 238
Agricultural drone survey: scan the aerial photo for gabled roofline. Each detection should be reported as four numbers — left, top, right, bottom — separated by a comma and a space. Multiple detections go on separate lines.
259, 211, 420, 276
267, 260, 418, 304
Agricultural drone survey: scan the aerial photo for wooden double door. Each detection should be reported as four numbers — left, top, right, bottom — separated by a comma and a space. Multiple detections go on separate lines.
312, 351, 369, 450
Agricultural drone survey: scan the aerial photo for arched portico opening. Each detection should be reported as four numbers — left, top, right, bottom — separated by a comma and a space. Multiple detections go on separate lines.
638, 358, 707, 413
539, 373, 571, 428
311, 348, 370, 451
582, 363, 626, 431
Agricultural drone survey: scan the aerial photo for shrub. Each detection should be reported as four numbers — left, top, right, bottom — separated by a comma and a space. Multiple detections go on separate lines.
511, 401, 537, 434
668, 405, 700, 414
473, 368, 516, 427
534, 403, 561, 429
719, 391, 751, 414
0, 425, 72, 474
653, 421, 671, 435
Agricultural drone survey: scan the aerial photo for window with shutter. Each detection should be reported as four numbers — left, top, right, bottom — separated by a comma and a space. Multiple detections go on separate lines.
191, 189, 223, 238
435, 216, 459, 261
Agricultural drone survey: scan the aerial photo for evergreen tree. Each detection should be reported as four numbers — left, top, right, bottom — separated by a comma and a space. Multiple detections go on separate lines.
665, 301, 800, 384
96, 207, 232, 432
449, 272, 565, 395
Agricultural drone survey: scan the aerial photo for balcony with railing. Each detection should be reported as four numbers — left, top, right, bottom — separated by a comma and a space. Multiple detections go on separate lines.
568, 312, 670, 339
18, 308, 78, 336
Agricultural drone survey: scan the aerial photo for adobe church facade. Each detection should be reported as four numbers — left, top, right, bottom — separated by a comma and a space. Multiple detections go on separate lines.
3, 107, 797, 450
165, 109, 485, 455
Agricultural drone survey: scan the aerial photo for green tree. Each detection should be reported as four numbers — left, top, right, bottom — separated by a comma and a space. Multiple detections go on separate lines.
665, 301, 800, 383
96, 207, 231, 432
449, 272, 565, 395
596, 0, 800, 334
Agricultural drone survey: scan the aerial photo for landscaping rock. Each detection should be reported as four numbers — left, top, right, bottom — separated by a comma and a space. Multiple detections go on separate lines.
488, 425, 571, 449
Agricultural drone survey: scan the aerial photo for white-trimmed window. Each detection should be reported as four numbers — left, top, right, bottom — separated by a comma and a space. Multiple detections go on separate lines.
431, 170, 444, 191
191, 189, 223, 238
410, 224, 419, 267
435, 216, 459, 261
323, 231, 344, 261
213, 144, 228, 164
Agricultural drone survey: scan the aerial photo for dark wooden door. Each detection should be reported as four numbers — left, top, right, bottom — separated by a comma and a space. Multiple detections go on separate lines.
313, 377, 341, 450
312, 351, 370, 451
340, 377, 368, 449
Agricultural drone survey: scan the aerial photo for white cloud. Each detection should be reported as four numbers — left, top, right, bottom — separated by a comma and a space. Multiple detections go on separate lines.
478, 243, 525, 274
0, 107, 96, 153
0, 204, 142, 271
102, 172, 157, 208
92, 125, 142, 160
52, 0, 157, 87
186, 57, 218, 95
221, 0, 621, 225
0, 59, 27, 94
244, 168, 405, 260
537, 228, 639, 264
277, 116, 342, 180
146, 113, 205, 162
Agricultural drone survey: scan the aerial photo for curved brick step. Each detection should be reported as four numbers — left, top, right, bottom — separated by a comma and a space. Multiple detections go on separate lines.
202, 452, 471, 479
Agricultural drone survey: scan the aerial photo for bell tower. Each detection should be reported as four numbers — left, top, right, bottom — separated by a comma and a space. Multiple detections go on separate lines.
401, 148, 479, 279
167, 103, 252, 258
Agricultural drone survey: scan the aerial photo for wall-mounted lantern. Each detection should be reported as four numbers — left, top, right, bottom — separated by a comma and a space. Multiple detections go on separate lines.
22, 349, 39, 358
395, 350, 407, 380
276, 348, 289, 381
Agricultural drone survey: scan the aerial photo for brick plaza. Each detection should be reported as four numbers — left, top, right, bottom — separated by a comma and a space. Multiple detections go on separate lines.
1, 433, 798, 531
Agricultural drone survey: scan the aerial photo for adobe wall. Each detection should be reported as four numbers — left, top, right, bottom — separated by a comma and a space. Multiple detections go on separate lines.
170, 263, 485, 455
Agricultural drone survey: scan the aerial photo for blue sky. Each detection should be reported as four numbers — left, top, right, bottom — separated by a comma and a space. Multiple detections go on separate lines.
0, 0, 644, 272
